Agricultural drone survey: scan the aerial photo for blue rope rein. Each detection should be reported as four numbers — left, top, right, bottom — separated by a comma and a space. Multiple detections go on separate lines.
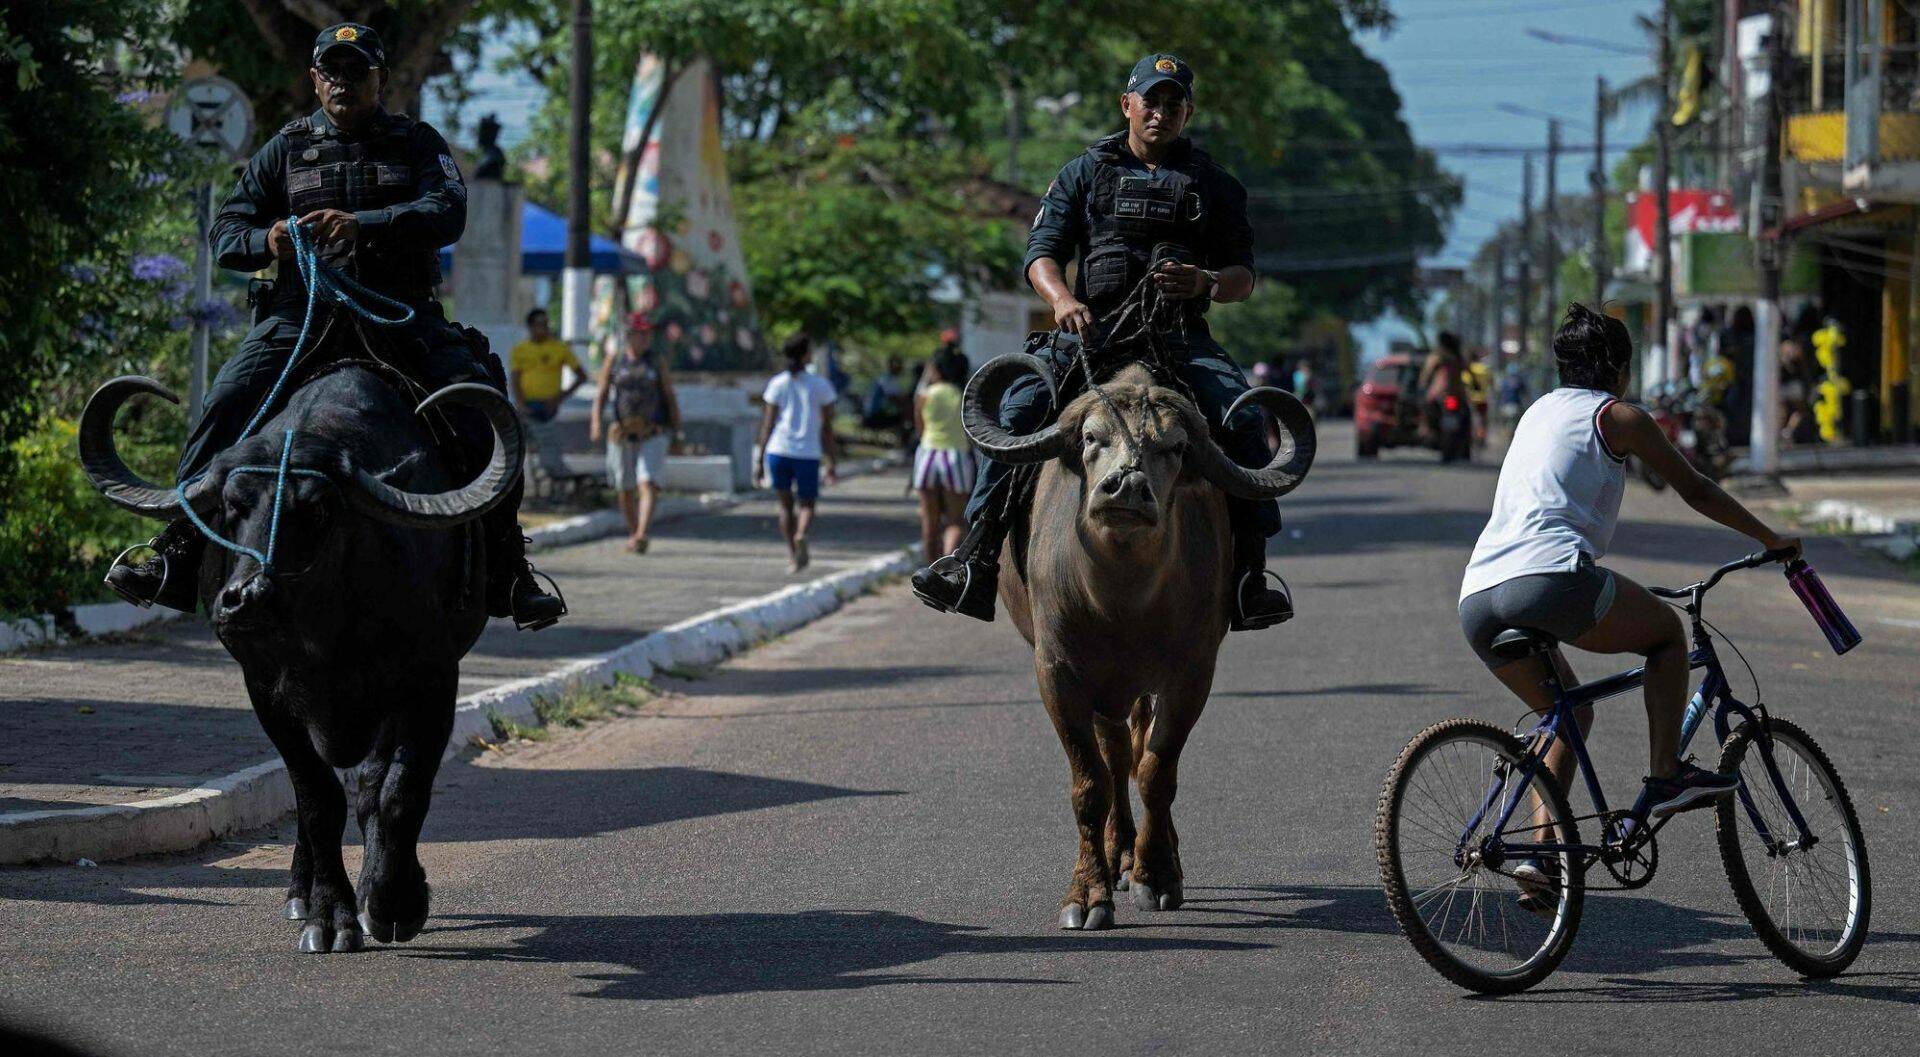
174, 218, 419, 571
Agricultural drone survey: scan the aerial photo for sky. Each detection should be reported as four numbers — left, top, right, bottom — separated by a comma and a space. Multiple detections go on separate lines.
423, 2, 1666, 362
1351, 0, 1662, 358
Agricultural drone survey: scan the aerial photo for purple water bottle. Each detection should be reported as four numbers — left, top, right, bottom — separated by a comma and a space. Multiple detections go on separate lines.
1785, 559, 1862, 656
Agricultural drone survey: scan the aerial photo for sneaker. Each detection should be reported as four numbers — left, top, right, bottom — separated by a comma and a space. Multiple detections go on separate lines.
911, 554, 997, 622
1641, 760, 1738, 818
1511, 857, 1562, 918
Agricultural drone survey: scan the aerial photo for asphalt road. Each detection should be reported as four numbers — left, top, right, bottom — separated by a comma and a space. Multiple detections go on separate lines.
4, 422, 1918, 1056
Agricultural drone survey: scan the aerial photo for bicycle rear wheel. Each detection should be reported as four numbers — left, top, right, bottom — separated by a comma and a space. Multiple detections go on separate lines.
1716, 716, 1871, 977
1376, 718, 1584, 994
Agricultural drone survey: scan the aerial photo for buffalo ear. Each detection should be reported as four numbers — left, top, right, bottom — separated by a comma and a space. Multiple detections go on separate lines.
1054, 402, 1090, 474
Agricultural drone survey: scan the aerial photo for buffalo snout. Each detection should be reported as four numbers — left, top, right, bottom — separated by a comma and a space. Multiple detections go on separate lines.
1089, 468, 1156, 523
216, 572, 279, 629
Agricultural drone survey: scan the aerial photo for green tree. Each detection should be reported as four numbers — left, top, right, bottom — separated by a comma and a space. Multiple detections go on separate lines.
1, 0, 241, 618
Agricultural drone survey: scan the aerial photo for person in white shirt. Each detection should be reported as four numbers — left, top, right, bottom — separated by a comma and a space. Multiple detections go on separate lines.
753, 334, 840, 572
1460, 304, 1800, 909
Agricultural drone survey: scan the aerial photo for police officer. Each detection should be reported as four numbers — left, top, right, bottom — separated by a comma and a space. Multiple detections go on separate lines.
910, 53, 1292, 631
105, 23, 567, 630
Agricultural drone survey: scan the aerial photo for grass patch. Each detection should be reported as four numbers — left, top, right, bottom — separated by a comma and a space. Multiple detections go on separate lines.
652, 662, 713, 681
487, 710, 549, 743
530, 675, 659, 730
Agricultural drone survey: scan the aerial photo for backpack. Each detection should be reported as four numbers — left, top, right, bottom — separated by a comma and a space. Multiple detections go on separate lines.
610, 356, 664, 439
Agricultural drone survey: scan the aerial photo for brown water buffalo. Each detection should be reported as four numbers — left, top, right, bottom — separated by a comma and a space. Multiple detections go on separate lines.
963, 355, 1314, 930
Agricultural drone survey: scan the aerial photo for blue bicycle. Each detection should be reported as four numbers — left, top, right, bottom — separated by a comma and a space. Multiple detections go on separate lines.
1376, 551, 1871, 993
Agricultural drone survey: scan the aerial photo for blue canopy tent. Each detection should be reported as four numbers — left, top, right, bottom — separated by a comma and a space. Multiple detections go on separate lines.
440, 200, 642, 276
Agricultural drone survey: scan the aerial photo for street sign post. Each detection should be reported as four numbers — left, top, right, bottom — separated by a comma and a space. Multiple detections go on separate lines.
164, 77, 254, 421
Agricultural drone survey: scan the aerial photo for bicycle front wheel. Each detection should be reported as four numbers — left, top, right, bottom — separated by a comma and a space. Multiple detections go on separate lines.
1376, 718, 1584, 994
1716, 716, 1871, 977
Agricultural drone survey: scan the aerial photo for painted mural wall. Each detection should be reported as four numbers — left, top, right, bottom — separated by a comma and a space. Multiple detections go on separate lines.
610, 56, 768, 371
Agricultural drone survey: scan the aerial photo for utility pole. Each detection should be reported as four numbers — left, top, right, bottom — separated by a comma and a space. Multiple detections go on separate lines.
1490, 239, 1507, 361
561, 0, 594, 354
1655, 0, 1677, 383
1751, 4, 1787, 477
1592, 76, 1609, 306
1006, 77, 1021, 186
1519, 152, 1534, 372
1545, 119, 1561, 327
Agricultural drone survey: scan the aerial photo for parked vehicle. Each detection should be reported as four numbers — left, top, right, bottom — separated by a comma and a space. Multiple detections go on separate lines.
1354, 354, 1421, 459
1354, 353, 1472, 462
1630, 382, 1731, 489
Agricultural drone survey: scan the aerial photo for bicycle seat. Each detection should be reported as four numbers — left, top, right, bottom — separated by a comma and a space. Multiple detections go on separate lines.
1490, 627, 1557, 661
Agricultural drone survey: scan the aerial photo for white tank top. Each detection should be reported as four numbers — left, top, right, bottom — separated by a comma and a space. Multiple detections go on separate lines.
1460, 387, 1626, 601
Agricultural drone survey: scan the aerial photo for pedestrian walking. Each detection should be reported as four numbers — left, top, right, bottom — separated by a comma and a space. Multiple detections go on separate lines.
754, 334, 840, 572
912, 346, 975, 564
591, 313, 682, 553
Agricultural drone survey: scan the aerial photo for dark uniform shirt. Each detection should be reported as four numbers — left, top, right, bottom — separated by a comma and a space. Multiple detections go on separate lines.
210, 107, 466, 300
1024, 131, 1254, 313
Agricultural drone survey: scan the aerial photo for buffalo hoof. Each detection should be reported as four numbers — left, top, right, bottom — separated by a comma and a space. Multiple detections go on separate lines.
297, 921, 363, 954
1130, 880, 1183, 911
283, 897, 309, 921
361, 883, 431, 944
1115, 870, 1131, 892
1058, 901, 1114, 931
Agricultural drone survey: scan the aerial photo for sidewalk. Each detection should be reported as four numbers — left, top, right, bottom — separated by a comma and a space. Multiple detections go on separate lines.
0, 467, 923, 859
1770, 474, 1920, 560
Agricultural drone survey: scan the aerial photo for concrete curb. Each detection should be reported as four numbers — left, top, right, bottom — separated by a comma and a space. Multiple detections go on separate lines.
0, 543, 918, 867
0, 452, 906, 657
1803, 498, 1920, 561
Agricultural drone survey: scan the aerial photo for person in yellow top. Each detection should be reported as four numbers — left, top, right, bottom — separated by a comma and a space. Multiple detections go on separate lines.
508, 308, 585, 422
1464, 345, 1493, 447
911, 345, 975, 563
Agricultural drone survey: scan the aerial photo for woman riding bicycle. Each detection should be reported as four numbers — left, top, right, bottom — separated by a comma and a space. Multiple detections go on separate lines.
1459, 303, 1801, 832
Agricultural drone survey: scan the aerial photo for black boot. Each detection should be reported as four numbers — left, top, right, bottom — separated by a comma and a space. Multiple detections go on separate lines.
104, 518, 204, 614
911, 515, 1004, 622
488, 531, 568, 631
1229, 529, 1293, 632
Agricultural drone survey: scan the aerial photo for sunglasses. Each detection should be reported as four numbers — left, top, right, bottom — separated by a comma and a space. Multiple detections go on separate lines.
314, 64, 376, 86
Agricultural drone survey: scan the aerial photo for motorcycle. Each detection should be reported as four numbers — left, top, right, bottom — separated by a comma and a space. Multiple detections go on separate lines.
1434, 393, 1473, 464
1629, 382, 1730, 490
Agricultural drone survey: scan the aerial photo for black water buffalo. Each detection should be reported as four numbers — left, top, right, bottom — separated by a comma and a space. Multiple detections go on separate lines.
79, 364, 521, 952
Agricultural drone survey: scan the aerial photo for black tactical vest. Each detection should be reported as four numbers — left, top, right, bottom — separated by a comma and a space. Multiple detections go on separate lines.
1080, 141, 1211, 314
280, 111, 441, 296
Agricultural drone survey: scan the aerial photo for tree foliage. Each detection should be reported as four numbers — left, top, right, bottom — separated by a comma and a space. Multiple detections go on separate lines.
490, 0, 1453, 346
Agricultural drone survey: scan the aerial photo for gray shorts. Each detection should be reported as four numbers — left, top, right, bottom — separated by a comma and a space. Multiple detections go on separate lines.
1459, 560, 1618, 669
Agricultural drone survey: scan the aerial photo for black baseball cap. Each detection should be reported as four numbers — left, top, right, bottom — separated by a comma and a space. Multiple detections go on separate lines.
1126, 54, 1193, 99
312, 24, 385, 67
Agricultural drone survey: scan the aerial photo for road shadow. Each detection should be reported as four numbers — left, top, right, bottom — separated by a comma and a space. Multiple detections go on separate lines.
0, 864, 286, 908
428, 765, 901, 843
1208, 682, 1463, 700
1178, 883, 1403, 936
674, 664, 976, 699
404, 908, 1268, 1000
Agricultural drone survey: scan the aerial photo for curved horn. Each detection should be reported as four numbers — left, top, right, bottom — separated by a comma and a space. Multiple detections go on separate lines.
1186, 386, 1317, 499
961, 352, 1071, 465
78, 376, 221, 520
344, 383, 524, 527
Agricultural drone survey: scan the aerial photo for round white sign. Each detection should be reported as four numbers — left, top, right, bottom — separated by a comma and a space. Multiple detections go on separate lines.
165, 76, 255, 160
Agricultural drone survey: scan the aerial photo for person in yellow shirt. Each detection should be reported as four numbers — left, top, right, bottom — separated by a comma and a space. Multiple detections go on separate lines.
508, 308, 585, 422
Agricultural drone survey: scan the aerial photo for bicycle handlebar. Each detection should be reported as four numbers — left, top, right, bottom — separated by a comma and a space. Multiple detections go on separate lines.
1650, 547, 1798, 600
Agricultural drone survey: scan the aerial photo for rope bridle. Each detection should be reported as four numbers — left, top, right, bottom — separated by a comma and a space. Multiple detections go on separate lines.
173, 219, 419, 573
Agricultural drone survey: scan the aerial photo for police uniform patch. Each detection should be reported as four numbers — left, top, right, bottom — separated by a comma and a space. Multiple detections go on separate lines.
1155, 57, 1179, 74
336, 26, 359, 42
438, 154, 461, 181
